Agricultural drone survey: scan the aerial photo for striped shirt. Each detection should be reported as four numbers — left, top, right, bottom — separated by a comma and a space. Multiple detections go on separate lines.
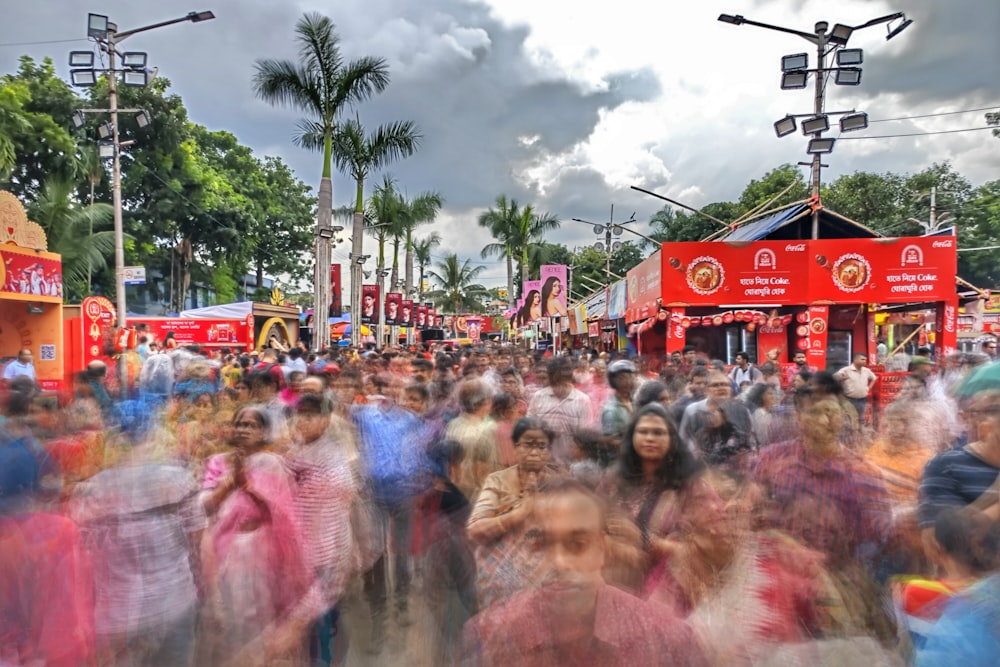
288, 437, 357, 614
918, 447, 1000, 529
754, 440, 891, 566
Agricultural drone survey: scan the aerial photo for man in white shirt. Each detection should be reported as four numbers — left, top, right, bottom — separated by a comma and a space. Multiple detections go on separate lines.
834, 353, 876, 424
3, 349, 35, 382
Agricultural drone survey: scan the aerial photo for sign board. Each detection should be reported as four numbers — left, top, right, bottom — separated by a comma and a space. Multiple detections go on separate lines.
123, 266, 146, 285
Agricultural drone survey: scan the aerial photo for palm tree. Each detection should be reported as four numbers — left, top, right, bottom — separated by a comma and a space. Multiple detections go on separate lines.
396, 190, 443, 295
413, 233, 441, 302
365, 175, 399, 302
330, 116, 421, 344
478, 195, 519, 302
479, 195, 560, 298
252, 12, 390, 348
28, 179, 117, 301
427, 253, 487, 315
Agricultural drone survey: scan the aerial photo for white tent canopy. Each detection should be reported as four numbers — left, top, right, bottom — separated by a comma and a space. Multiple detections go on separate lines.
179, 302, 253, 319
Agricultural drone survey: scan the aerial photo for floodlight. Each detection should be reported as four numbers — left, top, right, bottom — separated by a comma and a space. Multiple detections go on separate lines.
134, 110, 152, 128
188, 11, 216, 22
97, 122, 112, 139
807, 138, 836, 154
87, 13, 109, 40
774, 115, 797, 137
70, 110, 85, 128
70, 69, 97, 87
69, 51, 94, 67
801, 115, 830, 135
316, 227, 336, 239
612, 225, 623, 236
836, 48, 864, 66
781, 70, 808, 89
834, 67, 862, 85
886, 18, 913, 41
98, 141, 115, 158
828, 24, 853, 46
122, 52, 147, 69
781, 53, 808, 72
593, 225, 604, 235
593, 242, 605, 252
612, 242, 622, 251
122, 69, 148, 87
840, 112, 869, 132
718, 14, 744, 25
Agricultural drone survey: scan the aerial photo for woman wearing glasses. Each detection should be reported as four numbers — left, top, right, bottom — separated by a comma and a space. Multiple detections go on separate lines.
467, 417, 563, 608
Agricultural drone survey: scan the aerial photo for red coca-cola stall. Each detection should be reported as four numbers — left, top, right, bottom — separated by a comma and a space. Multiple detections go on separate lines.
649, 203, 958, 372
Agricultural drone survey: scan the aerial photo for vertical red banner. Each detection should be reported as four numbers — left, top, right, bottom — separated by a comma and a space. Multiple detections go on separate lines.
415, 305, 428, 330
361, 284, 379, 324
385, 292, 402, 325
807, 305, 829, 369
330, 264, 342, 317
867, 312, 878, 365
400, 299, 414, 327
667, 308, 686, 353
936, 299, 958, 358
756, 322, 787, 365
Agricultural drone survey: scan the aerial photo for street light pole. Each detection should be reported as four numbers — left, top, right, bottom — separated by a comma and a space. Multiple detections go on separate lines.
810, 21, 827, 239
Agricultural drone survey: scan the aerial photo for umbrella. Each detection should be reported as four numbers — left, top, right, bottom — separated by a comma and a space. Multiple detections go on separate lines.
957, 360, 1000, 396
331, 322, 370, 337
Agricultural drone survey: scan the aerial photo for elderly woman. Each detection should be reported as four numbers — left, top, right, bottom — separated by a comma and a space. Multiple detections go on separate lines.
600, 403, 724, 603
466, 417, 562, 608
198, 406, 312, 666
446, 379, 498, 501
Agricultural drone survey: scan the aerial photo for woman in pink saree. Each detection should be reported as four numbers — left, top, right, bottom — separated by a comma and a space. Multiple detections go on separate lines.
198, 405, 312, 666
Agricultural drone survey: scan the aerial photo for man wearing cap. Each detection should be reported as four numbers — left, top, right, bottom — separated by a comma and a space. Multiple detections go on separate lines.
601, 360, 637, 452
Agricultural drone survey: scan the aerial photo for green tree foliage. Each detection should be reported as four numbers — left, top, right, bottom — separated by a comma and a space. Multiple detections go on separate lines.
0, 57, 78, 199
479, 195, 560, 298
737, 164, 810, 214
821, 171, 910, 233
427, 253, 487, 314
413, 232, 441, 302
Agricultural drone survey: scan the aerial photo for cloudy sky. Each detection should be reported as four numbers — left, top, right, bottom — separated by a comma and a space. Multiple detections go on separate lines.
2, 0, 998, 292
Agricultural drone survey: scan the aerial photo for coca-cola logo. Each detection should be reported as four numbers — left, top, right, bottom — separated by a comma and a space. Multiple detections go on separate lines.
945, 305, 956, 333
785, 243, 806, 252
932, 240, 953, 248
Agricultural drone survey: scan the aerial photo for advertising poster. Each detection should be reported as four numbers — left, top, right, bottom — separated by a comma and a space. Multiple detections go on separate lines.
0, 247, 64, 303
361, 284, 379, 324
626, 250, 662, 322
466, 317, 481, 340
806, 305, 829, 369
400, 299, 414, 327
329, 264, 342, 317
385, 292, 402, 325
415, 305, 428, 330
540, 265, 569, 318
520, 280, 542, 324
144, 318, 252, 351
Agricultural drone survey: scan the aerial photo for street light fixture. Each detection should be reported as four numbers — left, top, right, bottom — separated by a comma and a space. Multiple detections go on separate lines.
719, 9, 911, 238
98, 141, 114, 158
69, 51, 94, 67
828, 24, 853, 46
774, 115, 797, 137
122, 69, 149, 87
97, 121, 112, 139
807, 138, 836, 154
87, 13, 109, 39
834, 67, 862, 86
836, 48, 864, 66
72, 10, 215, 397
781, 53, 808, 72
780, 70, 808, 89
839, 112, 869, 132
801, 115, 830, 135
134, 110, 152, 128
122, 52, 147, 68
70, 69, 98, 86
70, 110, 86, 128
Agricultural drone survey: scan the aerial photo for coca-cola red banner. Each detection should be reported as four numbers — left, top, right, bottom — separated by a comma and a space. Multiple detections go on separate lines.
626, 250, 662, 323
661, 236, 956, 306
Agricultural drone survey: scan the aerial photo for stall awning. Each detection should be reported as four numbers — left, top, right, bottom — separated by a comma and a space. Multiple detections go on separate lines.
719, 204, 880, 242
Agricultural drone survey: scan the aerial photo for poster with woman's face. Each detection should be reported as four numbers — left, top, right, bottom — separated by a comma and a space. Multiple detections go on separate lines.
361, 284, 379, 324
521, 280, 542, 324
385, 292, 402, 325
540, 264, 569, 319
400, 299, 414, 326
416, 305, 428, 329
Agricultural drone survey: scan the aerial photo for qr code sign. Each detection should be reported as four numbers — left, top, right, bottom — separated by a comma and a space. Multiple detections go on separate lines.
39, 345, 56, 361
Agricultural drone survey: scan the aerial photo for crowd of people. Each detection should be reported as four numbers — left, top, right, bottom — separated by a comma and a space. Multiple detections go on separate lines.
2, 338, 1000, 666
